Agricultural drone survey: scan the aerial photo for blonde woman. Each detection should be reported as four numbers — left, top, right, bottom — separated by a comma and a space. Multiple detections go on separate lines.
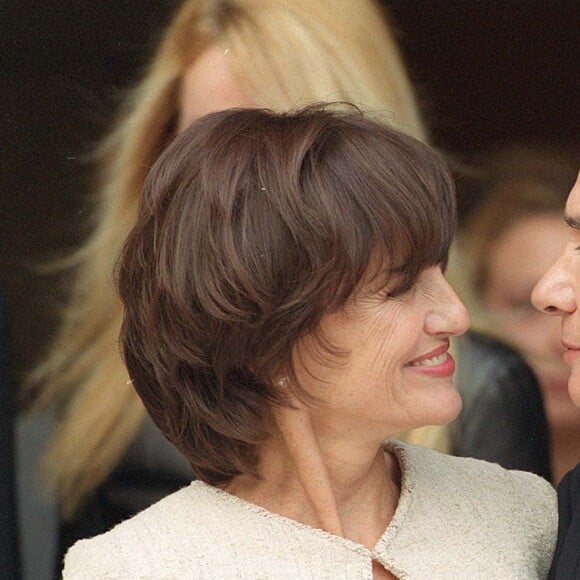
31, 0, 550, 555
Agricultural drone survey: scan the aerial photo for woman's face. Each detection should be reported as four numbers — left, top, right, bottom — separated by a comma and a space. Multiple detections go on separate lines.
176, 47, 470, 439
294, 266, 469, 439
484, 213, 580, 431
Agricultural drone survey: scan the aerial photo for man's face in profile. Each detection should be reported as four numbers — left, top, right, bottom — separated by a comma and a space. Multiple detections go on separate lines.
532, 173, 580, 408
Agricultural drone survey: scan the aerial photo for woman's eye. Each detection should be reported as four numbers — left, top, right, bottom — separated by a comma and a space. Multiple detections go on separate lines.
384, 282, 413, 299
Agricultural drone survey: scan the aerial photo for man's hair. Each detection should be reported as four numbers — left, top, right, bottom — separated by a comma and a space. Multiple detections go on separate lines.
117, 105, 456, 485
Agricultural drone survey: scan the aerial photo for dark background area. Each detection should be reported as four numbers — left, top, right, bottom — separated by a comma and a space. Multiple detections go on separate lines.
388, 0, 579, 155
0, 0, 579, 381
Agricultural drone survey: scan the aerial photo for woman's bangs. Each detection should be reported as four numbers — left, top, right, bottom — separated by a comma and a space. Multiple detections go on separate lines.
370, 159, 457, 294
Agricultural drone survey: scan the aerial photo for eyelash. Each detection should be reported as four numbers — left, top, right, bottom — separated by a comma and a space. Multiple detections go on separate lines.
382, 262, 446, 300
383, 281, 413, 299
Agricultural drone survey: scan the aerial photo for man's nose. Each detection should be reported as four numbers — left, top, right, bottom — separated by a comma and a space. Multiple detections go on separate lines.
531, 264, 576, 317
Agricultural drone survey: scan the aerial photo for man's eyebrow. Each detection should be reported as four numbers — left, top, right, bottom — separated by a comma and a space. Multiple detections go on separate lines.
564, 215, 580, 230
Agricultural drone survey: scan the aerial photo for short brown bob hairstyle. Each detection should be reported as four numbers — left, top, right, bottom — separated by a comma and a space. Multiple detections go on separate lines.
118, 105, 456, 485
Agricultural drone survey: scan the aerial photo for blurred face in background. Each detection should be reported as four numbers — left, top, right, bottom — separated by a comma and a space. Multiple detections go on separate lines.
178, 44, 255, 130
484, 212, 580, 432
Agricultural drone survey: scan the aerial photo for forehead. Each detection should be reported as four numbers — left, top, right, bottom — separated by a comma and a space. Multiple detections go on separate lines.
564, 174, 580, 220
178, 44, 255, 130
489, 214, 567, 279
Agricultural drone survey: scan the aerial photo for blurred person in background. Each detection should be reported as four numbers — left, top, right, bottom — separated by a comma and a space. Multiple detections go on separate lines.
460, 146, 579, 482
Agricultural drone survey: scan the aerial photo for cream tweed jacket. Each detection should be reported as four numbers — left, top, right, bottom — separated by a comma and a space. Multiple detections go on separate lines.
63, 440, 557, 579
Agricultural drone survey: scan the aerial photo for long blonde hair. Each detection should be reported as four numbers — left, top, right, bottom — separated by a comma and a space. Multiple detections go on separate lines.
31, 0, 428, 518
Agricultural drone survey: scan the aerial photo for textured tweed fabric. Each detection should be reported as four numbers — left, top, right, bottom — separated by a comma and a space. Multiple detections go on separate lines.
63, 440, 557, 579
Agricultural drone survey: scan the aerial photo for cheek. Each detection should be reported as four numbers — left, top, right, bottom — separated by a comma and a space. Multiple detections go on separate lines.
498, 317, 544, 351
357, 306, 411, 369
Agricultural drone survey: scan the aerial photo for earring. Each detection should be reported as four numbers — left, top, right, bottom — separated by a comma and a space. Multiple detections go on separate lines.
275, 376, 289, 388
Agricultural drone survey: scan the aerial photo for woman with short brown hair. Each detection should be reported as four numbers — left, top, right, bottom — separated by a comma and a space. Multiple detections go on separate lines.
64, 107, 556, 579
32, 0, 425, 522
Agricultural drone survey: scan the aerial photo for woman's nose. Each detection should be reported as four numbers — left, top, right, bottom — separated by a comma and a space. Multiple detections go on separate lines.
426, 273, 470, 337
531, 264, 576, 317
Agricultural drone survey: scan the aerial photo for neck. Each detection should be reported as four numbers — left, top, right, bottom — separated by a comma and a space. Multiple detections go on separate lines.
551, 424, 580, 483
226, 405, 401, 548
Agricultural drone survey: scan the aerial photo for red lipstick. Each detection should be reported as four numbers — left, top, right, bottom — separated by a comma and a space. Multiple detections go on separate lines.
406, 342, 455, 378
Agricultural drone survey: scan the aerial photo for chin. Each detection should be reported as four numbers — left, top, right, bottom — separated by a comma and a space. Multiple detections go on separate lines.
433, 402, 462, 426
566, 368, 580, 410
568, 384, 580, 411
416, 386, 463, 428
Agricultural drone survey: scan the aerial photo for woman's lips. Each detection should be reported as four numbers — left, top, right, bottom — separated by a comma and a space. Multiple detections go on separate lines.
561, 339, 580, 364
406, 343, 455, 377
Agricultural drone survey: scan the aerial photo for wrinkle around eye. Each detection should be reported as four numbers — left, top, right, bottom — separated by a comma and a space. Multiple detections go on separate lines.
383, 279, 415, 300
384, 286, 412, 300
384, 262, 445, 300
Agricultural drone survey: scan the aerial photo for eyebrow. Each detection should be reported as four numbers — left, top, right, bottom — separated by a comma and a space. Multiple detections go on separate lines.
564, 215, 580, 230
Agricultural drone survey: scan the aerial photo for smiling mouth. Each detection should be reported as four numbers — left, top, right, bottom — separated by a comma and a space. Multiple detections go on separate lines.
405, 343, 455, 377
406, 342, 449, 366
408, 353, 449, 367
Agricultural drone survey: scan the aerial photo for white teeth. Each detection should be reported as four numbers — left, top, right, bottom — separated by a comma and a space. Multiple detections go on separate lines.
410, 353, 447, 367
